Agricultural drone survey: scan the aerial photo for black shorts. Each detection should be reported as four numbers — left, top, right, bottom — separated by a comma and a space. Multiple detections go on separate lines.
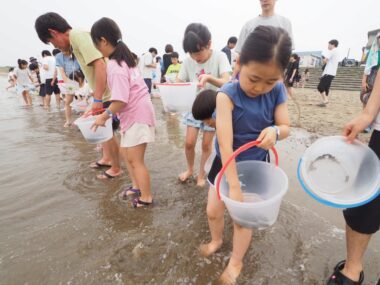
39, 84, 46, 97
103, 101, 120, 131
207, 154, 269, 187
317, 75, 335, 96
343, 130, 380, 234
144, 78, 152, 94
45, 79, 60, 95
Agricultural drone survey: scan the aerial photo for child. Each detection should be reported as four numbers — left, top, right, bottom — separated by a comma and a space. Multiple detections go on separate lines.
196, 26, 291, 284
71, 70, 93, 112
14, 59, 33, 106
301, 68, 310, 88
177, 23, 231, 187
152, 56, 162, 97
91, 17, 155, 208
6, 67, 16, 91
165, 52, 181, 83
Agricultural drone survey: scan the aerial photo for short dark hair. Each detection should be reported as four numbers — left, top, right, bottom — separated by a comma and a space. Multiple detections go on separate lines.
240, 25, 292, 71
70, 69, 85, 82
52, 48, 61, 56
29, 62, 39, 71
149, 47, 158, 54
183, 23, 211, 53
192, 89, 217, 121
329, 39, 339, 47
35, 12, 72, 44
41, 50, 52, 57
91, 17, 137, 68
170, 52, 179, 59
9, 67, 14, 72
17, 59, 28, 68
165, 44, 173, 53
228, 36, 238, 45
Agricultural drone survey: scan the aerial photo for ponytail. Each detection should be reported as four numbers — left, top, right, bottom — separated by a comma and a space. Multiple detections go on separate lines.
110, 41, 137, 68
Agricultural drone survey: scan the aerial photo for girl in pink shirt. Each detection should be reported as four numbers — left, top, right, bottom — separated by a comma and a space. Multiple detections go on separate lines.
91, 17, 156, 208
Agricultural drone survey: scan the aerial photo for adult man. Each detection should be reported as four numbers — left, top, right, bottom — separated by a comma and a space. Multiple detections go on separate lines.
35, 12, 121, 180
140, 47, 157, 94
233, 0, 294, 76
221, 36, 237, 66
317, 39, 340, 106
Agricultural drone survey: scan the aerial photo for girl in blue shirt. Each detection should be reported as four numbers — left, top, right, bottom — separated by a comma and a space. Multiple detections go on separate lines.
195, 26, 292, 284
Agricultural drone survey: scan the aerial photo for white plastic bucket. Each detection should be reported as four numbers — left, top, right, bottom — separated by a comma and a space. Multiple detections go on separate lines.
216, 141, 289, 229
298, 136, 380, 208
74, 115, 113, 144
71, 100, 89, 113
156, 82, 197, 112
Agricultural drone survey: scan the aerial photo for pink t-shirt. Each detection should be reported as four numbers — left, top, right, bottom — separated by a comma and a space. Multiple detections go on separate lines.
107, 60, 156, 132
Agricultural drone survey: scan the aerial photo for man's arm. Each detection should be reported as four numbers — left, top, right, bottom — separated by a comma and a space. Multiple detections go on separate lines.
91, 58, 107, 109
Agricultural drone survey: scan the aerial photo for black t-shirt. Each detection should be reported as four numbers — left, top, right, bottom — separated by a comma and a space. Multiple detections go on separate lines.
163, 53, 172, 75
285, 61, 299, 80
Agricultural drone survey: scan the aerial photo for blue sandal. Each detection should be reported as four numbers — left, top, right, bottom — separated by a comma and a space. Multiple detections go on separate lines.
132, 198, 153, 208
119, 186, 141, 200
326, 260, 364, 285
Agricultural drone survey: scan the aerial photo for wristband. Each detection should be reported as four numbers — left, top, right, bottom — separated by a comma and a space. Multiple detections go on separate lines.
105, 108, 113, 117
271, 125, 280, 143
93, 98, 102, 103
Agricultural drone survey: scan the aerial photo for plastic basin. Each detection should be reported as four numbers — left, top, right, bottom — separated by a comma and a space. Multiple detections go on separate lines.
74, 115, 112, 144
156, 82, 197, 112
297, 136, 380, 208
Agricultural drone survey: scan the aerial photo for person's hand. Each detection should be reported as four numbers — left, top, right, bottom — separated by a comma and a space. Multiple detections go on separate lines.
289, 77, 293, 83
343, 113, 373, 143
257, 127, 277, 150
91, 102, 103, 111
50, 79, 55, 87
228, 184, 243, 202
91, 113, 108, 132
361, 81, 368, 91
197, 74, 210, 88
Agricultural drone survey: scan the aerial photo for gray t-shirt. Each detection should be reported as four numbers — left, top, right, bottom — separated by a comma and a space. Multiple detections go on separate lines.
178, 50, 232, 91
235, 14, 294, 54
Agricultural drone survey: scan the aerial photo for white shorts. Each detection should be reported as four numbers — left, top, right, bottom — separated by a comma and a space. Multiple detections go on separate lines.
120, 123, 155, 147
58, 81, 79, 95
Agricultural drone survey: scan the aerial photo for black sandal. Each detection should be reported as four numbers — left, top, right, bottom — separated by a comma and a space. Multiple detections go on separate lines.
132, 198, 153, 208
326, 260, 364, 285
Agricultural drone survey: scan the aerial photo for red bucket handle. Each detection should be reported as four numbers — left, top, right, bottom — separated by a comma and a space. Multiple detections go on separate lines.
215, 140, 279, 200
82, 108, 106, 118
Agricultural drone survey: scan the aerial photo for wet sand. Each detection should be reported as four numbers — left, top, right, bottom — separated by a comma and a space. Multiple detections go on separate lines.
0, 76, 379, 285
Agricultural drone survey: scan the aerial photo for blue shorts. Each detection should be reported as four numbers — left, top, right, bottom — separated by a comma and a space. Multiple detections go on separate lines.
182, 112, 215, 132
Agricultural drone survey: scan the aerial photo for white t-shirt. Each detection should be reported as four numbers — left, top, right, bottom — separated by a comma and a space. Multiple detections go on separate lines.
40, 56, 56, 82
8, 71, 15, 81
178, 50, 232, 91
372, 112, 380, 131
14, 68, 31, 86
235, 14, 294, 54
139, 52, 155, 79
75, 82, 92, 98
322, 48, 339, 77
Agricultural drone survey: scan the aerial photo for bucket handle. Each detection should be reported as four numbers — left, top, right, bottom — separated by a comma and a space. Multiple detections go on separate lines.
215, 140, 279, 200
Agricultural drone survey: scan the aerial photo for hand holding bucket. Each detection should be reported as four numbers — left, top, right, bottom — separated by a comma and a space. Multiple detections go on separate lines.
214, 140, 288, 229
215, 140, 279, 200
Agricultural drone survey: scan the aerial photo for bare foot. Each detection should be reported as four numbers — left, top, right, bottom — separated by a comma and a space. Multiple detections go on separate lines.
199, 240, 222, 257
196, 176, 206, 187
219, 261, 243, 285
178, 170, 193, 182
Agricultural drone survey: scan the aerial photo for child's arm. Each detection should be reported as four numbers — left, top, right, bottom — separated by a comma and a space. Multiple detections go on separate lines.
216, 92, 243, 202
92, 100, 125, 131
257, 102, 290, 150
198, 72, 230, 88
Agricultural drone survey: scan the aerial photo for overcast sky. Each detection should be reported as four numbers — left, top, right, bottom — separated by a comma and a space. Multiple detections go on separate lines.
0, 0, 378, 66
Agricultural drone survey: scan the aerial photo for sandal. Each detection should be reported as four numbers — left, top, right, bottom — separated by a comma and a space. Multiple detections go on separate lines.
89, 161, 112, 169
326, 260, 364, 285
119, 186, 141, 200
132, 198, 153, 208
97, 170, 122, 180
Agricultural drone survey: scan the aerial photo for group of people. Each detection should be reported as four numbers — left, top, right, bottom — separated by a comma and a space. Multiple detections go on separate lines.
5, 0, 374, 284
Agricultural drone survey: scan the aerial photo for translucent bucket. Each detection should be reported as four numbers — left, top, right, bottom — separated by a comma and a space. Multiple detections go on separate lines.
74, 115, 112, 144
216, 141, 289, 229
71, 100, 89, 113
297, 136, 380, 208
156, 82, 197, 112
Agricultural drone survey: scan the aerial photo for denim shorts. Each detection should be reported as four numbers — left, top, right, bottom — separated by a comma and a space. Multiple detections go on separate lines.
182, 112, 215, 132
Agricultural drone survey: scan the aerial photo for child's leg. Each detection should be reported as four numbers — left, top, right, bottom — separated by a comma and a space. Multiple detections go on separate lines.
21, 91, 28, 105
26, 91, 32, 105
200, 186, 225, 257
219, 224, 252, 285
179, 126, 199, 181
55, 93, 61, 108
97, 137, 122, 179
123, 143, 153, 204
45, 95, 51, 107
197, 131, 215, 187
64, 94, 74, 126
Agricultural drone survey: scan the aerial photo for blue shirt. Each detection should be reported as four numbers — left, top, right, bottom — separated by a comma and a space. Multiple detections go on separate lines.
215, 81, 287, 162
55, 53, 81, 77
